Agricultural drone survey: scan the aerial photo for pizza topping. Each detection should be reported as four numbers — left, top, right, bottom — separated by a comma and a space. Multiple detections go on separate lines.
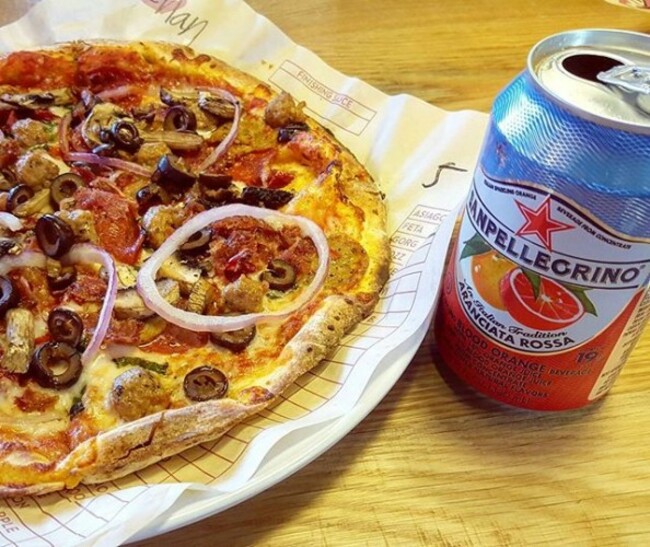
136, 204, 329, 332
183, 365, 228, 401
108, 119, 142, 153
240, 186, 294, 210
81, 102, 128, 148
6, 184, 34, 214
65, 151, 153, 178
180, 227, 211, 253
163, 105, 197, 132
260, 259, 296, 291
277, 122, 309, 144
74, 188, 144, 264
153, 154, 196, 191
11, 187, 50, 218
61, 244, 117, 365
3, 308, 34, 373
0, 211, 23, 232
0, 275, 19, 318
222, 274, 266, 313
110, 367, 168, 421
197, 89, 241, 172
47, 265, 77, 292
210, 325, 256, 353
55, 209, 98, 245
114, 279, 180, 320
11, 118, 55, 148
135, 184, 167, 216
29, 341, 82, 390
0, 89, 74, 110
142, 129, 204, 152
264, 91, 306, 128
114, 356, 169, 374
50, 173, 83, 206
35, 214, 75, 258
47, 308, 83, 347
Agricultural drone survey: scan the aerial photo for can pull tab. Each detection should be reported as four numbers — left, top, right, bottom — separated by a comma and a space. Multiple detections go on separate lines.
597, 65, 650, 94
597, 65, 650, 114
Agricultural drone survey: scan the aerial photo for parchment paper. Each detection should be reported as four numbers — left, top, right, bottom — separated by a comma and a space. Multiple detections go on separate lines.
0, 1, 488, 544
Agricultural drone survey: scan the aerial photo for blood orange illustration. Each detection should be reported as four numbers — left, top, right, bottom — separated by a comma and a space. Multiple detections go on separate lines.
500, 269, 585, 330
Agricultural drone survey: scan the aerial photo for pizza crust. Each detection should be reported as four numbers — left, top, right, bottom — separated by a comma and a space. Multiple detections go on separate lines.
0, 40, 390, 496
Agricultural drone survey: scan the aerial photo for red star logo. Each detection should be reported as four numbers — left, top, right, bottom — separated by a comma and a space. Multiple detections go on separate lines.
515, 197, 573, 251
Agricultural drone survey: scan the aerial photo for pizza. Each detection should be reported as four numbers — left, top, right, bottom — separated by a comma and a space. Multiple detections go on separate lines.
0, 41, 388, 495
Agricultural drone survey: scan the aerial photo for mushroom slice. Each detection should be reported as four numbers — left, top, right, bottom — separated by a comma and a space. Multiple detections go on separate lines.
158, 254, 201, 285
140, 130, 204, 152
115, 263, 140, 290
114, 278, 179, 319
81, 102, 129, 148
198, 91, 236, 119
0, 89, 75, 110
2, 308, 35, 373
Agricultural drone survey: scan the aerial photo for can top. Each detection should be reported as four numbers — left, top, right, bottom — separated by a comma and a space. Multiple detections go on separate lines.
530, 29, 650, 133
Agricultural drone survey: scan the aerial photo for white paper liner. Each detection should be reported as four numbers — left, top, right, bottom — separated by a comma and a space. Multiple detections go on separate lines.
0, 0, 488, 544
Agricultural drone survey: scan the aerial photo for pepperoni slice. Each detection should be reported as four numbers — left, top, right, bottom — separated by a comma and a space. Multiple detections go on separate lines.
75, 188, 143, 265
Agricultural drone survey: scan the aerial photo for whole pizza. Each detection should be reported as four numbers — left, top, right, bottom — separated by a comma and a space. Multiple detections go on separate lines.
0, 41, 388, 495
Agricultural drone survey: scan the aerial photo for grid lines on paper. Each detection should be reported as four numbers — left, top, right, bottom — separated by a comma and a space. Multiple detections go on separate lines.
2, 205, 450, 546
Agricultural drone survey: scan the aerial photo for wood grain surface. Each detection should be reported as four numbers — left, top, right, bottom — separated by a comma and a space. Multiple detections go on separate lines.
5, 0, 647, 545
130, 1, 650, 546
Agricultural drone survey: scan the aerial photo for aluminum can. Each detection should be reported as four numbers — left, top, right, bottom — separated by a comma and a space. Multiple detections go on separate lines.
435, 29, 650, 411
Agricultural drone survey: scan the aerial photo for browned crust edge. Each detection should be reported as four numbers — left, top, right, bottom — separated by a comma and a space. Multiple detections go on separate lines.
0, 41, 389, 496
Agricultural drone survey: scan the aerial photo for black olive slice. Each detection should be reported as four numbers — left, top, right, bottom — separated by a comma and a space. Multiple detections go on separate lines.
164, 105, 198, 131
260, 259, 296, 291
180, 227, 211, 252
0, 275, 19, 318
240, 187, 293, 210
6, 184, 34, 213
47, 308, 84, 347
210, 325, 256, 353
198, 173, 233, 189
277, 122, 309, 144
91, 142, 115, 156
50, 173, 83, 206
47, 266, 77, 292
111, 120, 142, 153
0, 239, 17, 257
152, 154, 196, 191
30, 342, 82, 390
136, 184, 170, 215
35, 214, 75, 258
183, 365, 228, 401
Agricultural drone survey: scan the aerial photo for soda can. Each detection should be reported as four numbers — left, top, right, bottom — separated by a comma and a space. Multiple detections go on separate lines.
434, 29, 650, 411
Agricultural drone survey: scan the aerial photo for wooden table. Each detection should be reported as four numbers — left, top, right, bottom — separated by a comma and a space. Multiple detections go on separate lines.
132, 1, 650, 545
4, 0, 648, 545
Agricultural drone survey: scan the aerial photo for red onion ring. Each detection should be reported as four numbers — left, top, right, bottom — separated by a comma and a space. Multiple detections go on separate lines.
58, 112, 72, 157
0, 212, 23, 232
136, 204, 329, 332
197, 89, 241, 173
62, 244, 118, 365
0, 250, 47, 276
65, 152, 152, 178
